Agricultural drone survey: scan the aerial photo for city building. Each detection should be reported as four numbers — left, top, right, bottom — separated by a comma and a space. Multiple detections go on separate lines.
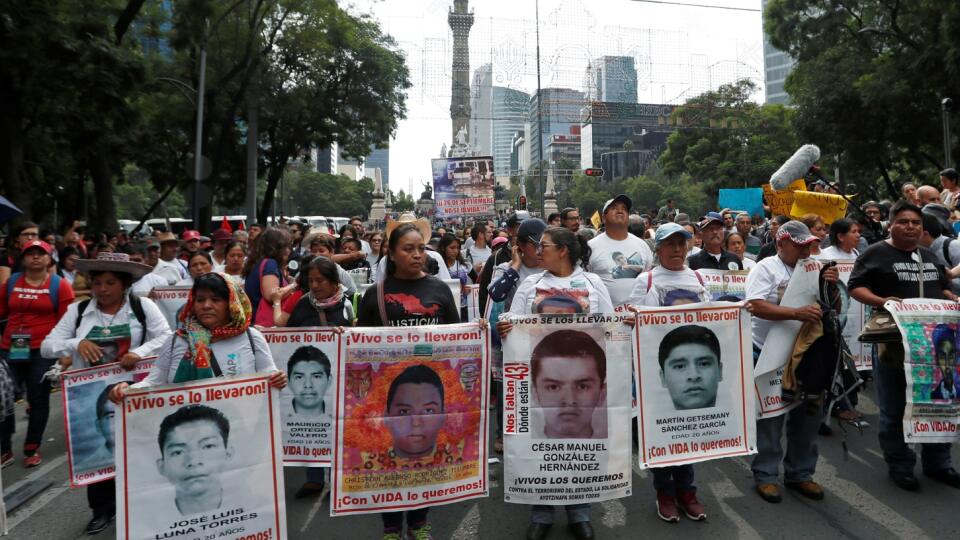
762, 0, 794, 104
587, 56, 638, 103
579, 101, 676, 179
545, 134, 581, 168
528, 88, 586, 169
365, 146, 390, 189
470, 63, 530, 178
312, 144, 338, 174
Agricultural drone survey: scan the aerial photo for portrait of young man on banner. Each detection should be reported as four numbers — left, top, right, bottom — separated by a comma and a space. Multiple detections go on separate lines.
116, 375, 286, 540
502, 314, 632, 506
333, 324, 489, 516
634, 303, 756, 469
263, 328, 341, 466
530, 329, 608, 439
63, 360, 154, 487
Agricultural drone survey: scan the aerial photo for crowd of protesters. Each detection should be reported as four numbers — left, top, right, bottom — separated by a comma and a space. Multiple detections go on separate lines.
1, 169, 960, 539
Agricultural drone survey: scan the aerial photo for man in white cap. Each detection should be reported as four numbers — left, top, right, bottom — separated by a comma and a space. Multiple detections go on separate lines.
588, 195, 652, 306
746, 220, 838, 504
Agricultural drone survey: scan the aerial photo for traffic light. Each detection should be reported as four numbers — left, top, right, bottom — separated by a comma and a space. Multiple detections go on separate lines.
584, 168, 604, 177
518, 195, 527, 210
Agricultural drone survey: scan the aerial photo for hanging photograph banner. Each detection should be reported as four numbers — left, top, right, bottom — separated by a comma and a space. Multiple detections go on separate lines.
431, 156, 496, 217
634, 303, 756, 468
62, 358, 155, 487
501, 314, 632, 505
115, 374, 286, 540
332, 323, 489, 516
754, 259, 820, 419
262, 328, 341, 466
697, 269, 750, 302
465, 285, 481, 322
886, 299, 960, 443
150, 286, 191, 329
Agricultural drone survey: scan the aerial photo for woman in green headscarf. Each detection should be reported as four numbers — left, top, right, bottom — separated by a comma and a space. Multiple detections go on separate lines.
110, 273, 286, 401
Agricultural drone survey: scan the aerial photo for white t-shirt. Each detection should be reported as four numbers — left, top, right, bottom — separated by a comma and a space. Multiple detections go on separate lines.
508, 268, 613, 315
741, 256, 757, 270
744, 255, 794, 349
628, 266, 710, 307
154, 258, 187, 285
817, 245, 858, 261
467, 245, 492, 267
132, 272, 171, 295
588, 232, 653, 306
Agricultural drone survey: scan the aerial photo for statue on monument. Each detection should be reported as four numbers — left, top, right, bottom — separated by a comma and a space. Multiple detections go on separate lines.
455, 126, 468, 147
420, 181, 433, 200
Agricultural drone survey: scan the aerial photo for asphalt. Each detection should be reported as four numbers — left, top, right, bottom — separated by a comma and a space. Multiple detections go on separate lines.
2, 385, 957, 540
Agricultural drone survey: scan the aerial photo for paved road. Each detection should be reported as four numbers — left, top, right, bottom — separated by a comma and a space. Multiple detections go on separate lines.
2, 387, 958, 539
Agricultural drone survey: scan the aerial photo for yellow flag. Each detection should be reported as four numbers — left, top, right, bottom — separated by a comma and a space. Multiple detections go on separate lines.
590, 211, 601, 229
790, 190, 849, 224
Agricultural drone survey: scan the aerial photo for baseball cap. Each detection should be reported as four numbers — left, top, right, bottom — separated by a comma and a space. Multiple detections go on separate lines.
700, 212, 724, 228
181, 230, 201, 241
506, 213, 524, 227
776, 221, 820, 245
20, 240, 53, 255
491, 236, 509, 249
517, 218, 548, 244
673, 212, 691, 226
601, 194, 632, 215
654, 222, 692, 248
922, 203, 954, 237
146, 239, 160, 250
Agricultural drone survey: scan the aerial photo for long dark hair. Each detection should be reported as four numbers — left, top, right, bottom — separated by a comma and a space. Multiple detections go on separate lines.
438, 233, 464, 266
828, 218, 856, 247
543, 226, 590, 269
386, 223, 425, 277
242, 226, 290, 276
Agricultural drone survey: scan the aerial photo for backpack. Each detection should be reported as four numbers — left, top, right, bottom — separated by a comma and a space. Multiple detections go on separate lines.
6, 273, 62, 313
943, 238, 955, 267
75, 293, 148, 346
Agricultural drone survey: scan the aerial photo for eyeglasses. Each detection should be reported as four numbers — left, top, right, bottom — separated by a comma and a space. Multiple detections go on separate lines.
535, 242, 559, 254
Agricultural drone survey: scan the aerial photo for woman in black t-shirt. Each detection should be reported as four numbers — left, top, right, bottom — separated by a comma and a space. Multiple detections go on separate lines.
357, 223, 459, 328
356, 222, 459, 540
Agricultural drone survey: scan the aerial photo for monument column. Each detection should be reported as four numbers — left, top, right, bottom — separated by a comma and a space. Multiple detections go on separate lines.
448, 0, 474, 144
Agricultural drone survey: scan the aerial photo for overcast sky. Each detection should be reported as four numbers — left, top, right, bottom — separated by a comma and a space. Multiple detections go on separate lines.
345, 0, 764, 195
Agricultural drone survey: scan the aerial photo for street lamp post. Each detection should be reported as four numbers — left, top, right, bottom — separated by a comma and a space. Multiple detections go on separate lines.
534, 0, 544, 216
943, 98, 953, 168
192, 44, 207, 231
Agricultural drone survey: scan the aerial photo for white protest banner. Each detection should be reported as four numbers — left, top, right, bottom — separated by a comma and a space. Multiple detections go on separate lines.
753, 259, 820, 419
886, 299, 960, 443
465, 285, 481, 322
697, 269, 750, 301
332, 323, 489, 516
262, 328, 341, 466
62, 359, 155, 487
150, 286, 191, 329
116, 374, 286, 540
634, 303, 756, 467
829, 260, 869, 370
502, 314, 632, 505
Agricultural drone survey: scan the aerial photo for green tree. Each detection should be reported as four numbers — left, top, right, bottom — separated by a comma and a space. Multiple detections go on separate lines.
765, 0, 959, 198
658, 79, 798, 198
392, 190, 415, 212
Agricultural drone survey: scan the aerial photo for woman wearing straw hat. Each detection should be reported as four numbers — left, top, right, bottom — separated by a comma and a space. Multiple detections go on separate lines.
42, 251, 172, 535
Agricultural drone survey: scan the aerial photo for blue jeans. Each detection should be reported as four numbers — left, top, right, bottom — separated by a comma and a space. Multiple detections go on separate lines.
751, 403, 821, 484
530, 504, 591, 525
652, 465, 695, 495
873, 344, 952, 474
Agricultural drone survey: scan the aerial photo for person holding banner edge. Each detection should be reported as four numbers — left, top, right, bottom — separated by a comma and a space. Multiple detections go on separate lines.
357, 222, 461, 540
41, 251, 170, 535
848, 200, 960, 491
745, 221, 838, 504
627, 222, 712, 522
498, 225, 613, 540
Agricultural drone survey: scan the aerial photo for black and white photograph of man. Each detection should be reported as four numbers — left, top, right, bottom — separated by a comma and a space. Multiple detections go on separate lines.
658, 325, 723, 411
531, 329, 608, 439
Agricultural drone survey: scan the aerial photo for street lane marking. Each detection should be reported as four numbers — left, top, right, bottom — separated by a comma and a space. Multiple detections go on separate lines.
707, 477, 763, 539
2, 454, 68, 497
450, 502, 480, 540
7, 479, 70, 531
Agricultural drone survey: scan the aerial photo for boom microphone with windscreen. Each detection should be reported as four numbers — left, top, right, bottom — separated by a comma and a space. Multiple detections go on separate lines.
770, 144, 821, 190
